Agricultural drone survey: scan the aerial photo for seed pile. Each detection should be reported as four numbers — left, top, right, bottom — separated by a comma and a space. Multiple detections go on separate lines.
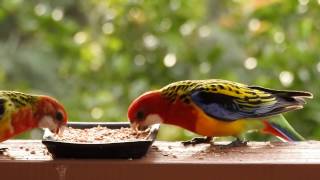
54, 126, 149, 143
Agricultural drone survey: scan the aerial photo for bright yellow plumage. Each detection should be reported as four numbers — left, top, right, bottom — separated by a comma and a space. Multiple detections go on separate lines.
192, 103, 247, 137
161, 79, 277, 105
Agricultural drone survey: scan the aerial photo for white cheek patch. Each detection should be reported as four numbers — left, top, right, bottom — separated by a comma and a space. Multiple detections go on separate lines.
38, 116, 57, 132
144, 114, 163, 126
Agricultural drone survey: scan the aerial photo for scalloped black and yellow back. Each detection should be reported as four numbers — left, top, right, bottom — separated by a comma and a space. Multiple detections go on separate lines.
0, 91, 38, 118
160, 79, 313, 121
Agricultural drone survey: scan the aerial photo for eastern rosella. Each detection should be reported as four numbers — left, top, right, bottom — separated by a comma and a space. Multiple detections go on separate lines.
128, 79, 312, 145
0, 91, 67, 142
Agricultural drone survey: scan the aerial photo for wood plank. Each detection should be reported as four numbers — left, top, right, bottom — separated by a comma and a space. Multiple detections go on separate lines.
2, 140, 320, 163
1, 140, 320, 180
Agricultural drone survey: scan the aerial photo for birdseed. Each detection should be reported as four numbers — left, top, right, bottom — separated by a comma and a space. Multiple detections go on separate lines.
54, 126, 149, 143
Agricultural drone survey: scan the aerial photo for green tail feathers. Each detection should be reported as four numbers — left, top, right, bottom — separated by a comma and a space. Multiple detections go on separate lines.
263, 114, 305, 141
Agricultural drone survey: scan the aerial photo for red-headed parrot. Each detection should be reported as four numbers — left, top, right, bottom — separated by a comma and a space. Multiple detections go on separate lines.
0, 91, 67, 142
128, 79, 312, 145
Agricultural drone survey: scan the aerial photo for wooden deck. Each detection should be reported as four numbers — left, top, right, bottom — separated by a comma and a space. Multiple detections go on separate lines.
1, 140, 320, 180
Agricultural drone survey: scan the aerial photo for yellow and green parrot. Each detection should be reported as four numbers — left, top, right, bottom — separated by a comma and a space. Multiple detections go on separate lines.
0, 91, 67, 142
128, 79, 312, 145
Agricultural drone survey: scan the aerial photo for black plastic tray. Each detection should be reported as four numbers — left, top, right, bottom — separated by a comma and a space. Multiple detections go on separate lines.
42, 122, 159, 159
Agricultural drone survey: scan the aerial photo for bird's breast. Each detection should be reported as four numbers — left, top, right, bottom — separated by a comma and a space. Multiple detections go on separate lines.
192, 104, 247, 137
166, 99, 247, 137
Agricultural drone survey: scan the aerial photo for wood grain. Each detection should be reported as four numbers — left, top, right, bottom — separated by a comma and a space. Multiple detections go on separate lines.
1, 140, 320, 180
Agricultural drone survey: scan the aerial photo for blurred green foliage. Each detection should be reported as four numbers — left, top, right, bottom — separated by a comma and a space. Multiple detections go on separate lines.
0, 0, 319, 141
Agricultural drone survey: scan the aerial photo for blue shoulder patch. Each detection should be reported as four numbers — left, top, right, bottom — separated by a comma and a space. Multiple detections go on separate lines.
190, 91, 246, 121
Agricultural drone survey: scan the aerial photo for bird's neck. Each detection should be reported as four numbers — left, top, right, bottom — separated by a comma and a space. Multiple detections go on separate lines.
164, 99, 198, 133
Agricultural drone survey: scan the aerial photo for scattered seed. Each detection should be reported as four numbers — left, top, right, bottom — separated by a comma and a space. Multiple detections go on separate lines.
151, 145, 159, 151
161, 152, 169, 156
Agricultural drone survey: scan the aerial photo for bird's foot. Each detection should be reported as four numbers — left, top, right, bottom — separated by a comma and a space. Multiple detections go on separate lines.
182, 137, 213, 146
0, 148, 8, 154
219, 138, 247, 149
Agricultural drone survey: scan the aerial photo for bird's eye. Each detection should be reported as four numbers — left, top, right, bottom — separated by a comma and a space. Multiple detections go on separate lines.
136, 111, 145, 121
55, 111, 64, 122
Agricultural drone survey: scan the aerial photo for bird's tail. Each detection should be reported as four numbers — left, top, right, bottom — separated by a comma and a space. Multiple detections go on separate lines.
262, 114, 305, 141
250, 86, 312, 105
249, 86, 313, 99
248, 86, 313, 116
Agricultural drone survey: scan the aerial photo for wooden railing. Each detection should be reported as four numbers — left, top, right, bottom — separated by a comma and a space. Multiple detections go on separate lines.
1, 140, 320, 180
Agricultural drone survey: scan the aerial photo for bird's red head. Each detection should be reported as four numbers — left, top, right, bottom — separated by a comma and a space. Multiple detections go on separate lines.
34, 96, 68, 134
128, 90, 169, 130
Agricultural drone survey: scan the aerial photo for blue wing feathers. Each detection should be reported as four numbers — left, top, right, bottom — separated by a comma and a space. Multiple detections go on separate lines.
190, 89, 307, 122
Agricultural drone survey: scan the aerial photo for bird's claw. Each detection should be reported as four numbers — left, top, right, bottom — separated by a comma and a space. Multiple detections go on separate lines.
182, 137, 213, 146
0, 148, 8, 154
218, 138, 247, 149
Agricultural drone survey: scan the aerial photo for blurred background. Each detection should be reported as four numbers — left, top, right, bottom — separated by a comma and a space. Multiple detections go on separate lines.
0, 0, 319, 141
